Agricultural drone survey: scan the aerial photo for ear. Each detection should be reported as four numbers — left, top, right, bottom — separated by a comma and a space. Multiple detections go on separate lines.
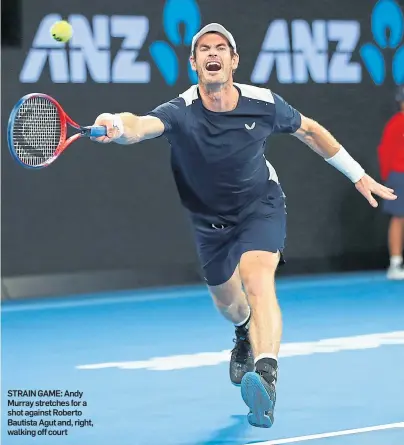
232, 52, 239, 71
189, 55, 197, 72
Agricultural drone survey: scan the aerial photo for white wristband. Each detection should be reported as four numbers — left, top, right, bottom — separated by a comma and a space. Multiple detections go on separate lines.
112, 113, 124, 138
325, 146, 365, 183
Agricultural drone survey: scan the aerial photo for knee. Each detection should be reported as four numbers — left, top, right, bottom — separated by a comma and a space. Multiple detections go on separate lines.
242, 272, 274, 298
240, 252, 279, 297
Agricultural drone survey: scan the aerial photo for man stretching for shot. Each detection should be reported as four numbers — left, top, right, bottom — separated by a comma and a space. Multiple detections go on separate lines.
91, 24, 396, 428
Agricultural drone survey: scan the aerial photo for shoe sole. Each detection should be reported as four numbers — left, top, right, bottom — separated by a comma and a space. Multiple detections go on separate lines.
241, 372, 274, 428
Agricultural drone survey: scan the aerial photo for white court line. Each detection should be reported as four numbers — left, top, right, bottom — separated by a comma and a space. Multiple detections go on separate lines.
77, 331, 404, 370
1, 273, 390, 313
247, 422, 404, 444
0, 288, 207, 313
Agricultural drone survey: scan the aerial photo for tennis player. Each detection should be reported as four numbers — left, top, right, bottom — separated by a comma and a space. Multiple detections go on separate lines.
92, 24, 396, 428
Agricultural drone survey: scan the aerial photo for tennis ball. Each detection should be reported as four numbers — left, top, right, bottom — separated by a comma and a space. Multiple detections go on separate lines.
50, 20, 73, 43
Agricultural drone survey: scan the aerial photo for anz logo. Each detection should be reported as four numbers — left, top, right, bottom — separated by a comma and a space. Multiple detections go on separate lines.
21, 14, 150, 84
150, 0, 199, 85
252, 0, 404, 85
20, 0, 403, 86
20, 0, 201, 85
360, 0, 404, 84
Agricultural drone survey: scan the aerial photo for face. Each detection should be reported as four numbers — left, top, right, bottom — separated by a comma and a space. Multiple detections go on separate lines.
190, 33, 239, 86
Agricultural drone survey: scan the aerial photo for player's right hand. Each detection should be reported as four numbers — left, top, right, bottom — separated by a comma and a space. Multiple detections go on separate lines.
91, 113, 124, 143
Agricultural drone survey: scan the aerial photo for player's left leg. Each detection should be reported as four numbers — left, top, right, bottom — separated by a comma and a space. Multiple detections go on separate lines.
238, 250, 282, 428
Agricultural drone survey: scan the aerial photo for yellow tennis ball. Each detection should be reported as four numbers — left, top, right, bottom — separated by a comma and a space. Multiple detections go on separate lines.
50, 21, 73, 43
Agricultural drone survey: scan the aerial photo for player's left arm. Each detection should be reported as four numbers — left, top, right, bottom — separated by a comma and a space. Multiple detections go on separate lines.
292, 114, 397, 207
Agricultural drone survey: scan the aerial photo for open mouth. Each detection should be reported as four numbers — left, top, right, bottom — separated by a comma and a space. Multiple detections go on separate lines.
205, 61, 222, 72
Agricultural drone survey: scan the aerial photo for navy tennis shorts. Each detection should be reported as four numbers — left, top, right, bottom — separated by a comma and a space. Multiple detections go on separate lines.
383, 172, 404, 217
189, 180, 287, 286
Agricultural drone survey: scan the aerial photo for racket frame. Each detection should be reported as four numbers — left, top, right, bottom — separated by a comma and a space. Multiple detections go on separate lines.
7, 93, 104, 169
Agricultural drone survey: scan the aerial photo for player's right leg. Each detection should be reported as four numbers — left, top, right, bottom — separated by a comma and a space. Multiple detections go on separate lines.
238, 250, 281, 429
208, 268, 254, 386
189, 214, 256, 385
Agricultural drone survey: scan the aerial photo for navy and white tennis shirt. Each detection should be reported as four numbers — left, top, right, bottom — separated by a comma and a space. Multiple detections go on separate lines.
148, 83, 301, 218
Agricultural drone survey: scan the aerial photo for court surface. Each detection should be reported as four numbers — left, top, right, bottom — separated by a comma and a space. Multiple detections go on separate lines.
2, 272, 404, 445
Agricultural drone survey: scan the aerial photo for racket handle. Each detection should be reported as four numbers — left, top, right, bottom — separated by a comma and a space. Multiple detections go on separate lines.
81, 126, 108, 138
88, 126, 107, 137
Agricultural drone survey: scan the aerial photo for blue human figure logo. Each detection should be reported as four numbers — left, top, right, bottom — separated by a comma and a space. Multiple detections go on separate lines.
360, 0, 404, 85
149, 0, 201, 86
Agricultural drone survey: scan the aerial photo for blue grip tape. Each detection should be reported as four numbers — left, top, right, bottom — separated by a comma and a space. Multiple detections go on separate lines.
89, 126, 107, 138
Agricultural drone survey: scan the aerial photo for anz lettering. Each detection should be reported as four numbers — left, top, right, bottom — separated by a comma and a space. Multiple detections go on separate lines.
251, 20, 361, 84
20, 0, 404, 86
20, 14, 150, 83
252, 0, 404, 85
20, 0, 201, 85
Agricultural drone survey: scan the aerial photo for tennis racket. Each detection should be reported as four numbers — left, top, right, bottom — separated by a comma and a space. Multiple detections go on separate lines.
7, 93, 107, 169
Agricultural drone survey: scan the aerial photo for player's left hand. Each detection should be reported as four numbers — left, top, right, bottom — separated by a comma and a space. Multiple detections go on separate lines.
355, 174, 397, 208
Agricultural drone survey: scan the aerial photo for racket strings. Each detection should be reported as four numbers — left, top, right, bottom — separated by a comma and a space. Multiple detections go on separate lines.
12, 97, 62, 166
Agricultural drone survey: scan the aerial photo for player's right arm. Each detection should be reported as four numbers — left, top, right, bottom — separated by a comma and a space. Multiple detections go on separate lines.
91, 97, 185, 145
91, 113, 165, 144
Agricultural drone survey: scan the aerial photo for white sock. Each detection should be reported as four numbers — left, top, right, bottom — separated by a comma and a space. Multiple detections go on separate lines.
234, 308, 251, 328
390, 255, 403, 268
254, 353, 278, 365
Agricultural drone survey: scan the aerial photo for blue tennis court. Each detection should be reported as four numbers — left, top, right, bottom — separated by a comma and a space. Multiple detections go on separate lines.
2, 272, 404, 445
